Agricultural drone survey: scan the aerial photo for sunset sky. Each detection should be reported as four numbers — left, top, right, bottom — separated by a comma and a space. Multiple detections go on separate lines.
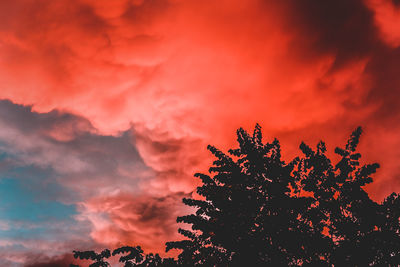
1, 0, 400, 265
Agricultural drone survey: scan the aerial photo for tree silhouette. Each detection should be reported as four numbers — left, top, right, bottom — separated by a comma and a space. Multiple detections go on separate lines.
111, 246, 144, 266
166, 124, 331, 266
71, 246, 178, 267
166, 125, 400, 266
72, 249, 111, 267
296, 127, 400, 265
73, 125, 400, 266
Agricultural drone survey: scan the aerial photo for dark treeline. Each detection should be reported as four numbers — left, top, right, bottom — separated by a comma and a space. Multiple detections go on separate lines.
71, 125, 400, 266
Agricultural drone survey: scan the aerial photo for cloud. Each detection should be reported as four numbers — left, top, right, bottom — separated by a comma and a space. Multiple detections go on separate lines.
80, 191, 190, 255
1, 0, 400, 264
24, 253, 76, 267
0, 239, 93, 267
0, 100, 153, 199
0, 0, 381, 188
0, 100, 164, 265
366, 0, 400, 47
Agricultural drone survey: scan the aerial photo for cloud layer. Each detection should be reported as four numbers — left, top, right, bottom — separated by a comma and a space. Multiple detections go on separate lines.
1, 0, 400, 265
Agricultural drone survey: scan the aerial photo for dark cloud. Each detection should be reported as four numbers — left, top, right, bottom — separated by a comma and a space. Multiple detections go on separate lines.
122, 0, 171, 24
284, 0, 377, 69
364, 46, 400, 122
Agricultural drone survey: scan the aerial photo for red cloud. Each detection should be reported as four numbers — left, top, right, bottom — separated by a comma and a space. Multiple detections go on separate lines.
1, 0, 400, 259
80, 192, 190, 255
366, 0, 400, 47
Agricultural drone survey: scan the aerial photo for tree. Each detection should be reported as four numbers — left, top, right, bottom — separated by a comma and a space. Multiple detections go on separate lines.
297, 127, 400, 265
71, 247, 178, 267
72, 249, 111, 267
73, 125, 400, 266
166, 125, 400, 266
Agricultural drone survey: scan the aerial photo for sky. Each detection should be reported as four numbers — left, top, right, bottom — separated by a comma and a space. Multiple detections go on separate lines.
0, 0, 400, 265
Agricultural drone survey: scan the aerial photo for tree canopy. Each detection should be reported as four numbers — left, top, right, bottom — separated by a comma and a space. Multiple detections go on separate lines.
72, 125, 400, 267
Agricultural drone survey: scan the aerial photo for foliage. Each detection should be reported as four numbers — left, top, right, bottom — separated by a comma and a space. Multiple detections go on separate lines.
71, 247, 178, 267
72, 249, 111, 267
167, 125, 400, 266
